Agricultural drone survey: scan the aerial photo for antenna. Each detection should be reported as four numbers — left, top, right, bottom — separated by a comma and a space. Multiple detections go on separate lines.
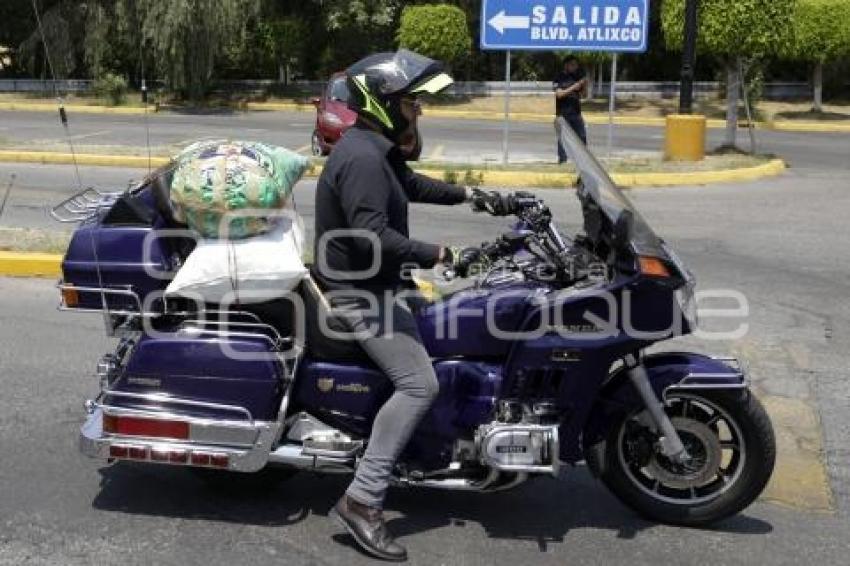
31, 0, 110, 324
139, 4, 152, 175
30, 0, 83, 193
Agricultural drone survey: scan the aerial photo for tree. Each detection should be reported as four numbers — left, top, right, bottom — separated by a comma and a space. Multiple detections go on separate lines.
321, 0, 400, 66
785, 0, 850, 112
112, 0, 261, 100
662, 0, 794, 148
17, 0, 86, 80
397, 4, 472, 66
262, 17, 306, 85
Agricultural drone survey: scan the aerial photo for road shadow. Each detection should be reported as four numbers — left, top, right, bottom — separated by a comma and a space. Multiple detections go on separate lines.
91, 463, 772, 544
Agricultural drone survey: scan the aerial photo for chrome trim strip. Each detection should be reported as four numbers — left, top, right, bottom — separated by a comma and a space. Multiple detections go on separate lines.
99, 389, 255, 423
80, 407, 280, 473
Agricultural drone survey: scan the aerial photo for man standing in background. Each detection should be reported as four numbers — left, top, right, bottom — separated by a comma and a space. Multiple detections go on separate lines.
553, 56, 588, 163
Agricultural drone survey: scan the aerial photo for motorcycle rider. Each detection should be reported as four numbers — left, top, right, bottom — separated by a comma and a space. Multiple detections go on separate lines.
313, 49, 505, 560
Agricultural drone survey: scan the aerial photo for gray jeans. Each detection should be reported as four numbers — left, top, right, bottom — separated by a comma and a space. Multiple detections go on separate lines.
331, 290, 439, 509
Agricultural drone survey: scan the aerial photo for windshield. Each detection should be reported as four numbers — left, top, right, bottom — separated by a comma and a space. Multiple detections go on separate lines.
329, 77, 350, 102
556, 117, 666, 258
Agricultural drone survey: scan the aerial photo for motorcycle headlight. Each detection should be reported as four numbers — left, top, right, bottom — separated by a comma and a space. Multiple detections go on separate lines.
676, 280, 698, 330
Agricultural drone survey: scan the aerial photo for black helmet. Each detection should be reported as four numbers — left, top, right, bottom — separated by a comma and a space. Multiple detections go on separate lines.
345, 49, 454, 141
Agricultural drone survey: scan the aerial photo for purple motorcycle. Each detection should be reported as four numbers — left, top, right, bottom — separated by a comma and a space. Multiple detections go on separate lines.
56, 120, 775, 526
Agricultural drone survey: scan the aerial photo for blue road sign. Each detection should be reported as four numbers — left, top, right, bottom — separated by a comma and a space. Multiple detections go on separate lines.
481, 0, 649, 52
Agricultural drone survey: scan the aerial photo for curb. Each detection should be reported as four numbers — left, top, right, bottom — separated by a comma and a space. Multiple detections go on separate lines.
769, 120, 850, 133
0, 251, 63, 277
0, 150, 785, 188
0, 102, 156, 115
0, 150, 169, 168
4, 100, 849, 133
414, 158, 785, 188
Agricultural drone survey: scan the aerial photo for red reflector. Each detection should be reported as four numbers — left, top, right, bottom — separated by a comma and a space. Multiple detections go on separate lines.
210, 454, 229, 468
169, 450, 189, 464
191, 453, 211, 466
150, 449, 169, 462
128, 446, 147, 460
109, 445, 129, 458
103, 414, 189, 440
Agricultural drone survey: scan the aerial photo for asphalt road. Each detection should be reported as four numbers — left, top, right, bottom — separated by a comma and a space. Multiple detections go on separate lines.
1, 112, 850, 564
1, 108, 848, 169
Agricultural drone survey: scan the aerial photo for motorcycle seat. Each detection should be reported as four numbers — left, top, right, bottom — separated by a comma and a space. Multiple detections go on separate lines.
298, 276, 371, 363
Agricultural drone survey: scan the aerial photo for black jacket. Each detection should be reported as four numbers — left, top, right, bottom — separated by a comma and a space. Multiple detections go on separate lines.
313, 124, 467, 291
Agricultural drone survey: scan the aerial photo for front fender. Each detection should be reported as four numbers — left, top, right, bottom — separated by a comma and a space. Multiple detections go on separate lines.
582, 352, 748, 475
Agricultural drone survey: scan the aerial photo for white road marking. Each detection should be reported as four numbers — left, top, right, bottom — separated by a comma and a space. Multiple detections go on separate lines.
66, 129, 111, 141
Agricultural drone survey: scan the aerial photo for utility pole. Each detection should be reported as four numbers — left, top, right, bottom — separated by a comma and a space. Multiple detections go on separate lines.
678, 0, 698, 114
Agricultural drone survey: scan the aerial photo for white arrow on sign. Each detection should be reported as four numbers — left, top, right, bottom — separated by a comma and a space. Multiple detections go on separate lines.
488, 10, 531, 34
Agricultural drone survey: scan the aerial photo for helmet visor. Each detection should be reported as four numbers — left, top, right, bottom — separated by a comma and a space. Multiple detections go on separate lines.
347, 49, 453, 97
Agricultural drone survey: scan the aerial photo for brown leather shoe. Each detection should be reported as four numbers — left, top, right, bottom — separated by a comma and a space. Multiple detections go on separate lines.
329, 495, 407, 562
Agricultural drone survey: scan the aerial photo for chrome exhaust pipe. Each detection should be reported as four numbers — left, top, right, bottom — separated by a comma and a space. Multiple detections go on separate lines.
267, 443, 354, 473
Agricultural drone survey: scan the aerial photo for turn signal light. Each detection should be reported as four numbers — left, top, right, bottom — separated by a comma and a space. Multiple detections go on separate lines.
638, 256, 671, 278
61, 286, 79, 307
103, 414, 190, 440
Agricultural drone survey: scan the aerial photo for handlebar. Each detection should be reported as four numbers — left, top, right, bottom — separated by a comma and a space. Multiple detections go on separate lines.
470, 189, 538, 217
442, 232, 529, 281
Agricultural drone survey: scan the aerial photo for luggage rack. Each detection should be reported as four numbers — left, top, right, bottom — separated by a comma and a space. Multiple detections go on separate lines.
50, 187, 124, 223
58, 282, 297, 352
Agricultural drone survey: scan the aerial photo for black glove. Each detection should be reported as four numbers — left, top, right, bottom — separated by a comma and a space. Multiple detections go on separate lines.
445, 246, 489, 278
471, 188, 513, 216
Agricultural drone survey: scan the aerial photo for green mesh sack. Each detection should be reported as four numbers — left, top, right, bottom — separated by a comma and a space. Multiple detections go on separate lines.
169, 140, 309, 239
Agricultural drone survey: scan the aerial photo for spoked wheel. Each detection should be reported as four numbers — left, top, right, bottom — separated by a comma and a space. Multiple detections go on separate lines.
599, 390, 775, 526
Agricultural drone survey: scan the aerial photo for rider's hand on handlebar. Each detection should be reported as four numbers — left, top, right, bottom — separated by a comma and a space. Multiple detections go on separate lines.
471, 188, 512, 216
443, 245, 489, 278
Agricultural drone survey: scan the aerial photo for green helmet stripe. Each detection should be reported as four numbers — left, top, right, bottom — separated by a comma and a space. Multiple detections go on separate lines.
351, 75, 394, 130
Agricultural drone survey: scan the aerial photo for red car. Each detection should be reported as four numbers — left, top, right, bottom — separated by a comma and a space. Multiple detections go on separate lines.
310, 72, 357, 156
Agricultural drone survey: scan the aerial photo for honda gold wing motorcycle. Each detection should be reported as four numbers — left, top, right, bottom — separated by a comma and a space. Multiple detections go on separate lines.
56, 118, 775, 527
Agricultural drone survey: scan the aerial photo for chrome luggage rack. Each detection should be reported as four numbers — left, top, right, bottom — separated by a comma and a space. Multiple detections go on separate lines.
50, 187, 124, 223
58, 281, 297, 353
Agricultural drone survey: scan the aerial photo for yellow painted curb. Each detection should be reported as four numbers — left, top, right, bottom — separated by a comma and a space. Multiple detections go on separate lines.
0, 102, 156, 115
409, 158, 785, 188
770, 120, 850, 133
0, 150, 169, 168
0, 251, 63, 277
0, 149, 785, 188
243, 101, 312, 112
3, 100, 848, 132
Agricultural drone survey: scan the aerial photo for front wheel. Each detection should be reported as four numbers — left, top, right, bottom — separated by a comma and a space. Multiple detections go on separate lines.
311, 130, 327, 156
598, 390, 775, 527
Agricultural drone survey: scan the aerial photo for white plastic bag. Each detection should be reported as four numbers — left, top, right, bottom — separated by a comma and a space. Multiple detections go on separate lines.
166, 215, 307, 304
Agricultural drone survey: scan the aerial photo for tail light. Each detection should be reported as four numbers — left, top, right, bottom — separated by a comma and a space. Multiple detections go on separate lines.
103, 414, 190, 440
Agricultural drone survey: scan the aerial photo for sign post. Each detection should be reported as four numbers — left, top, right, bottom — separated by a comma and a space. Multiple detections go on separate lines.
503, 50, 511, 163
480, 0, 649, 162
607, 53, 617, 157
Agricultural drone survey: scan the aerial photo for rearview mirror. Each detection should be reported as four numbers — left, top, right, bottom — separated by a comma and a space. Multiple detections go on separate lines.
310, 97, 321, 107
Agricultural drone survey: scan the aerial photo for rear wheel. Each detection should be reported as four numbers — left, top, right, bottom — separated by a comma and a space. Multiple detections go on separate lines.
599, 390, 775, 526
